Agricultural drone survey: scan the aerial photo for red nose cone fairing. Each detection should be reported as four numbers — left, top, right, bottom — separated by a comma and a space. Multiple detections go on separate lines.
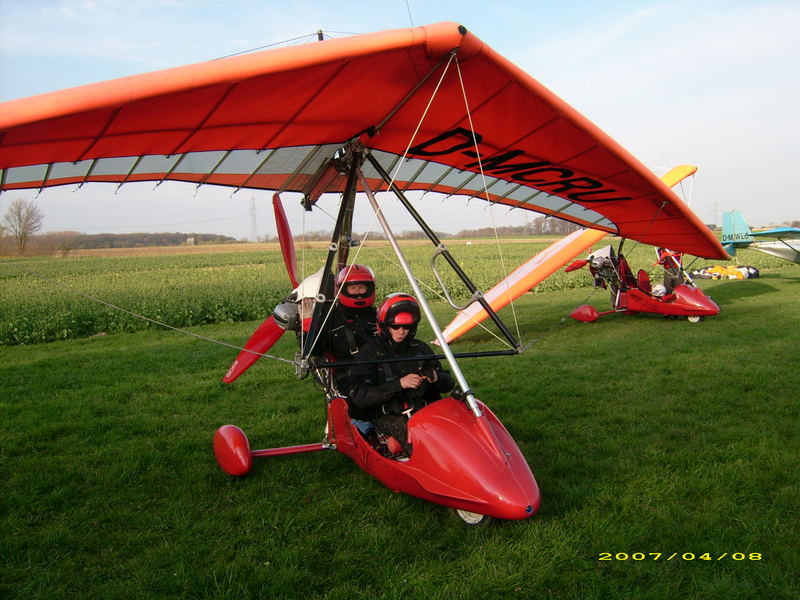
328, 397, 539, 520
213, 425, 253, 476
570, 304, 600, 322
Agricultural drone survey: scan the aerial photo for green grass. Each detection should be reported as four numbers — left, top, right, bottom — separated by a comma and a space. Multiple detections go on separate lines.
1, 249, 798, 599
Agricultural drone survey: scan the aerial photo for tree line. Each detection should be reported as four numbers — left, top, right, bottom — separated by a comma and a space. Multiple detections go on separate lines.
38, 231, 239, 250
292, 217, 582, 243
4, 198, 798, 256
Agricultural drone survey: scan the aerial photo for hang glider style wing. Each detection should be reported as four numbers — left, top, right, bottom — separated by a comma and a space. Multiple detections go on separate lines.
438, 228, 606, 344
0, 22, 725, 259
439, 165, 699, 343
722, 211, 800, 264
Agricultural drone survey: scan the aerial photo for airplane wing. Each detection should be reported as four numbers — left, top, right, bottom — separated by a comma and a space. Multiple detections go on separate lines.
438, 228, 608, 344
750, 227, 800, 238
0, 22, 726, 259
438, 165, 700, 343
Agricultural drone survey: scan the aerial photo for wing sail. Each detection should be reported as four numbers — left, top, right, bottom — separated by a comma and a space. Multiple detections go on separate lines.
0, 22, 725, 258
438, 228, 608, 344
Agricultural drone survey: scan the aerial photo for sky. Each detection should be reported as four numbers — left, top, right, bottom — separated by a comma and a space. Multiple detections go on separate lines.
1, 0, 798, 239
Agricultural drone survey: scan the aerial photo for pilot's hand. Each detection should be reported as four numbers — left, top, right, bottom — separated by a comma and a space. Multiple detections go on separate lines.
418, 367, 438, 383
400, 373, 424, 389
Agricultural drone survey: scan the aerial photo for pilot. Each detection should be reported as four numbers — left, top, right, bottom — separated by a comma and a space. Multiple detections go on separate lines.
347, 293, 453, 456
656, 247, 684, 293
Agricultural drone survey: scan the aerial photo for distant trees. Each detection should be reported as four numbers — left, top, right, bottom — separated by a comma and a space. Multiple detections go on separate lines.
451, 217, 581, 238
2, 199, 44, 255
41, 231, 239, 250
290, 218, 581, 243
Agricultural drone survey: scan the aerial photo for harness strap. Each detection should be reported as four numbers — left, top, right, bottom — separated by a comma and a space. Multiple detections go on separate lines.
343, 320, 359, 355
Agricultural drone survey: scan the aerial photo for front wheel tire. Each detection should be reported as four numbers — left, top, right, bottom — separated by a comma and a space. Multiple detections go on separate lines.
451, 508, 493, 526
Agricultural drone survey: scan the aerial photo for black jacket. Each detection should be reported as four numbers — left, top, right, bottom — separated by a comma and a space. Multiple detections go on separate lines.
310, 304, 377, 389
347, 334, 453, 416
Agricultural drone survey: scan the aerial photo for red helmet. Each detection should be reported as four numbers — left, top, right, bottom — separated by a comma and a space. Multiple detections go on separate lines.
335, 264, 376, 309
377, 293, 420, 336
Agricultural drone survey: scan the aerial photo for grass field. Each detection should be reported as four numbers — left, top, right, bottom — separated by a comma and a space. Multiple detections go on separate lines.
1, 243, 798, 599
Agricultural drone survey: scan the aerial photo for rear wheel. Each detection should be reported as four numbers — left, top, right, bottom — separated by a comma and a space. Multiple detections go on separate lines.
451, 508, 492, 526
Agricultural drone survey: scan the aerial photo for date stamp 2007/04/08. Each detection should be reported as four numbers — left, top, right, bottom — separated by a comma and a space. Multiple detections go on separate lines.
598, 552, 762, 562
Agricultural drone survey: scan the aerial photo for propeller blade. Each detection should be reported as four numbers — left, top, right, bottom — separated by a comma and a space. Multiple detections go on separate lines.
565, 259, 589, 272
223, 316, 285, 383
273, 192, 299, 288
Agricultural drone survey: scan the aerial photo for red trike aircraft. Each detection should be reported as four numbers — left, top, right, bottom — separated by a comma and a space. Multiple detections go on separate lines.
0, 22, 727, 524
565, 243, 720, 323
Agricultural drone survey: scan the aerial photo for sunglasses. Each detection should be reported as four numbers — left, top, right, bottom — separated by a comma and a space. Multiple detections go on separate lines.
388, 324, 412, 331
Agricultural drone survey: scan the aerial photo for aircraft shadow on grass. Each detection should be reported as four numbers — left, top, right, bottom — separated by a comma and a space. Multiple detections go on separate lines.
700, 281, 778, 305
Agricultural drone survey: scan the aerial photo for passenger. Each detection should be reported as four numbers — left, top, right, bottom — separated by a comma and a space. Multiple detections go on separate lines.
348, 293, 453, 456
273, 264, 377, 396
313, 264, 378, 395
656, 247, 684, 293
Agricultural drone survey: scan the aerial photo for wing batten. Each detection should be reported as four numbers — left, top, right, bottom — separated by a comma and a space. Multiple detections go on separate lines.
171, 83, 240, 156
157, 153, 188, 188
38, 163, 54, 195
494, 182, 524, 203
235, 148, 283, 192
197, 149, 235, 188
117, 155, 144, 189
79, 108, 122, 163
79, 158, 99, 189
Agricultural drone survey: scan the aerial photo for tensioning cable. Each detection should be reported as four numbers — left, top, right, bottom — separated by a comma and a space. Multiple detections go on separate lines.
2, 261, 298, 366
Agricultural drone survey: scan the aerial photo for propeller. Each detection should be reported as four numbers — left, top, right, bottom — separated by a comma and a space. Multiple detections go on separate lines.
273, 192, 299, 288
222, 193, 299, 383
564, 259, 588, 272
222, 315, 287, 383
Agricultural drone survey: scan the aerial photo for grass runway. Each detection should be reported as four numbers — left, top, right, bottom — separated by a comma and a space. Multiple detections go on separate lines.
1, 245, 798, 599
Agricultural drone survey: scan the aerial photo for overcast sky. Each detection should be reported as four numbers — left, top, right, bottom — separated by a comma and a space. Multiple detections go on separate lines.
1, 0, 797, 239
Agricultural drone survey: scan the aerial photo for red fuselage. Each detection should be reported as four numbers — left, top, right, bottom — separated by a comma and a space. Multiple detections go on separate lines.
617, 284, 720, 317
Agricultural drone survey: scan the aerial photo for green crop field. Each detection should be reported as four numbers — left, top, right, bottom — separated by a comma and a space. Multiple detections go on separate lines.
0, 240, 787, 346
1, 242, 798, 599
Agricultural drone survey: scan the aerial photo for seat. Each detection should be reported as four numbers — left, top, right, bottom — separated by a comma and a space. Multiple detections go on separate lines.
637, 269, 652, 293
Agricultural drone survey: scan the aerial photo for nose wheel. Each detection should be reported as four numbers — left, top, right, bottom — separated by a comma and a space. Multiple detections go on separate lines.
451, 508, 492, 526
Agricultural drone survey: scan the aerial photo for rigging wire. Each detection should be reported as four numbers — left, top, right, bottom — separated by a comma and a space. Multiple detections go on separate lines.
3, 261, 298, 367
298, 197, 309, 357
213, 29, 365, 62
371, 244, 515, 349
453, 58, 523, 343
213, 33, 325, 60
405, 0, 415, 27
299, 193, 516, 349
302, 52, 459, 356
